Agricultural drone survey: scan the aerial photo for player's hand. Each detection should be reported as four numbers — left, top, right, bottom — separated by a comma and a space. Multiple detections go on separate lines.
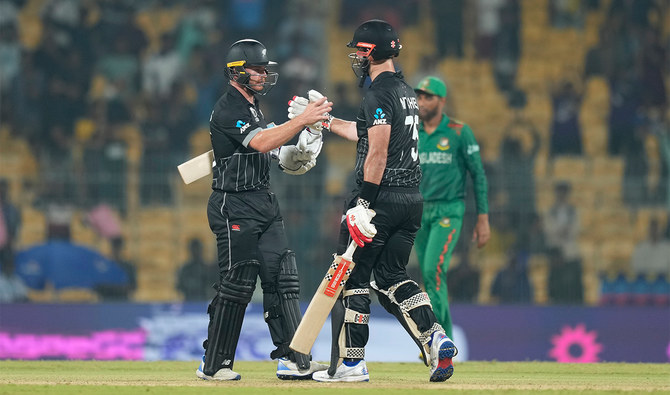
277, 145, 316, 175
295, 127, 323, 162
471, 214, 490, 249
346, 200, 377, 247
288, 91, 333, 131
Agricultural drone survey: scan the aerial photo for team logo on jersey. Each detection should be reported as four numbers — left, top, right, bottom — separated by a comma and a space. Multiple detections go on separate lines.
437, 138, 450, 151
236, 120, 250, 133
231, 224, 241, 231
249, 107, 259, 122
439, 218, 451, 228
373, 107, 387, 125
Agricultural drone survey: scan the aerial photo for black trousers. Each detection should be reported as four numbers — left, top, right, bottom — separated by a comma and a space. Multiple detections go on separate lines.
207, 189, 288, 280
337, 187, 437, 351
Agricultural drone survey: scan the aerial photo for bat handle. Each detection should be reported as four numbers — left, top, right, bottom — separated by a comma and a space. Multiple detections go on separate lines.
342, 240, 357, 261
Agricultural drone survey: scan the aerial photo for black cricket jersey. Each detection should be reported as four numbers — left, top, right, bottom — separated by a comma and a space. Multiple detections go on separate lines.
355, 71, 422, 188
209, 86, 271, 192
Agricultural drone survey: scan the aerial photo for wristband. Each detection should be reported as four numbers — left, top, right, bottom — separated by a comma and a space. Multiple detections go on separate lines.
359, 181, 379, 208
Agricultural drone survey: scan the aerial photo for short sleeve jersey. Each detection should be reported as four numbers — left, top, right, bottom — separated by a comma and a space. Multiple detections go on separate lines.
354, 71, 422, 188
209, 86, 271, 192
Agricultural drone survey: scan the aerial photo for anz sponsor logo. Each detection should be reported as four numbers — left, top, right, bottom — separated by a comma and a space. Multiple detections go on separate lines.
419, 151, 452, 164
373, 107, 387, 125
467, 144, 480, 155
236, 120, 250, 133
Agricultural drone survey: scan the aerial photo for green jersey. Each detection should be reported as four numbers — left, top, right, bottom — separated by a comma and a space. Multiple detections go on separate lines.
418, 114, 489, 214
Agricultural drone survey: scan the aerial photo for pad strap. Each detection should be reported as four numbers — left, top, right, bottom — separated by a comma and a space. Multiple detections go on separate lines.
344, 308, 370, 324
343, 288, 369, 297
419, 322, 445, 345
399, 291, 432, 313
344, 347, 365, 359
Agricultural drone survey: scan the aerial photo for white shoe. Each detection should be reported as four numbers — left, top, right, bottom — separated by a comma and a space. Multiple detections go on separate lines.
196, 355, 241, 381
276, 357, 328, 380
312, 360, 369, 382
429, 332, 457, 382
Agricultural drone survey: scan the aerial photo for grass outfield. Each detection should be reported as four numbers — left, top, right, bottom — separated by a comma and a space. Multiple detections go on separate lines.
1, 360, 669, 394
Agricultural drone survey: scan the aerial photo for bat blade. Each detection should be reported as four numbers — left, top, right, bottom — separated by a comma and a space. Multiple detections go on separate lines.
177, 150, 214, 184
290, 241, 357, 355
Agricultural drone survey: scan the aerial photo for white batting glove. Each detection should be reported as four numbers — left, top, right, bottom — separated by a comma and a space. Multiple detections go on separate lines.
295, 127, 323, 162
345, 199, 377, 247
287, 90, 332, 132
277, 145, 316, 175
287, 96, 309, 120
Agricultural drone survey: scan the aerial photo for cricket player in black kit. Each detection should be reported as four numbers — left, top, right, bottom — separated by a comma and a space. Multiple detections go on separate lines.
289, 20, 458, 383
196, 39, 332, 381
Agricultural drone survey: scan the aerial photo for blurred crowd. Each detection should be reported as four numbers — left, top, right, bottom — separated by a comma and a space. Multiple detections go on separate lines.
0, 0, 668, 305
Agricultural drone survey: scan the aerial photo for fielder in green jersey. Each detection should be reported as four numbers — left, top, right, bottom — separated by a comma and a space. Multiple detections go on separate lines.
414, 76, 490, 339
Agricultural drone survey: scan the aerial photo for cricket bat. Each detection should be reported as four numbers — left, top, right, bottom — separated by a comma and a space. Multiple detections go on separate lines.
177, 150, 214, 184
178, 123, 277, 184
289, 240, 358, 355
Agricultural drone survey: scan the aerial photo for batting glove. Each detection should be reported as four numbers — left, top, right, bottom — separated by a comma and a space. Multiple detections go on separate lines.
276, 145, 316, 175
295, 127, 323, 162
287, 90, 332, 132
346, 199, 377, 247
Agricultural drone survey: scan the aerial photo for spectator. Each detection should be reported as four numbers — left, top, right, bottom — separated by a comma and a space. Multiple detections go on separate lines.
622, 116, 649, 208
142, 32, 184, 99
607, 69, 641, 156
176, 238, 217, 301
432, 0, 464, 58
0, 179, 21, 257
650, 108, 670, 210
631, 218, 670, 279
543, 181, 581, 266
547, 247, 583, 304
549, 77, 583, 156
492, 0, 520, 93
0, 249, 29, 303
499, 94, 541, 242
549, 0, 585, 29
96, 236, 136, 301
447, 251, 480, 303
491, 252, 532, 304
475, 0, 505, 60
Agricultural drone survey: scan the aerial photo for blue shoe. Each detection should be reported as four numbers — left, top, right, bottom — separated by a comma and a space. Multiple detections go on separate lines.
429, 332, 458, 382
196, 355, 241, 381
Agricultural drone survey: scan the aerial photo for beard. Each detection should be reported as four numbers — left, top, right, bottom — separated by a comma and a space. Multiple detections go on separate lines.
419, 106, 439, 122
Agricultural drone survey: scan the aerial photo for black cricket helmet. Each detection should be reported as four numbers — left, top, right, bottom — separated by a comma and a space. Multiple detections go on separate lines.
346, 19, 401, 84
226, 39, 278, 95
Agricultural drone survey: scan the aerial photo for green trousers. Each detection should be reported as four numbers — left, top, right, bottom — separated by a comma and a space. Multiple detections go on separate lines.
414, 200, 464, 339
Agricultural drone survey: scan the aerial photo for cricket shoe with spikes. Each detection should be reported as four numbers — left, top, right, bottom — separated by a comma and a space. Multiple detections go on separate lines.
312, 360, 370, 382
276, 357, 328, 380
195, 355, 241, 381
429, 331, 458, 382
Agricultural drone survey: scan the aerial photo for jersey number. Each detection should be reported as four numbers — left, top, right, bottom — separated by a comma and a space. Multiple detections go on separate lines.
405, 115, 419, 162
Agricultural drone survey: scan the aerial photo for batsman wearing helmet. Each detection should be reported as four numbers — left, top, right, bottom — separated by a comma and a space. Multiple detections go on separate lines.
196, 39, 331, 381
289, 20, 457, 383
